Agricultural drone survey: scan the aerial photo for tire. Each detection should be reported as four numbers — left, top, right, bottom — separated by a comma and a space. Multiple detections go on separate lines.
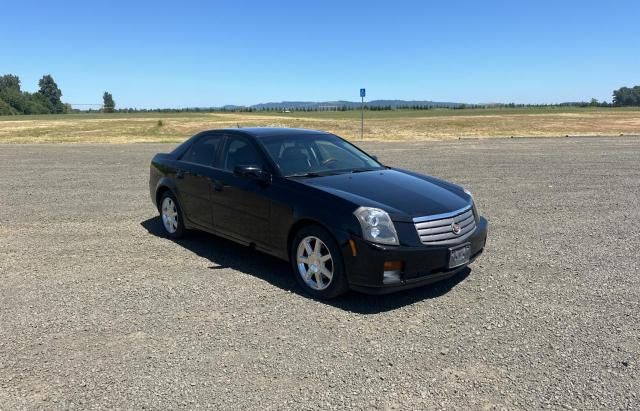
158, 191, 185, 239
290, 225, 349, 299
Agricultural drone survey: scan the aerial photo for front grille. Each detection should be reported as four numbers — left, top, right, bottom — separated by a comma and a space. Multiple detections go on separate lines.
413, 205, 477, 246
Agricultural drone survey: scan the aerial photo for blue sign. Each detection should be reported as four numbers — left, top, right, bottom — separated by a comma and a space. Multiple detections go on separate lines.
360, 88, 366, 98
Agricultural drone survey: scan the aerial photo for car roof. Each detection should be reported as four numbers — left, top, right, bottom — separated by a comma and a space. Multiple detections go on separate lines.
214, 127, 332, 139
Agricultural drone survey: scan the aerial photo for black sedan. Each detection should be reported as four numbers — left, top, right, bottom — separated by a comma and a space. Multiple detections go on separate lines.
149, 128, 487, 299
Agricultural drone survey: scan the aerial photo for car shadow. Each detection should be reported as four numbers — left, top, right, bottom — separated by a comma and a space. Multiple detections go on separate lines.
140, 216, 471, 314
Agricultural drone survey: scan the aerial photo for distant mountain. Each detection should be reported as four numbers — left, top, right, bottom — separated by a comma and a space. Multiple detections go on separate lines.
221, 105, 247, 110
249, 100, 464, 110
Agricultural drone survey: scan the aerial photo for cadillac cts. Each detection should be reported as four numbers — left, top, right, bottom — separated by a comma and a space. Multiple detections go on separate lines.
149, 128, 487, 299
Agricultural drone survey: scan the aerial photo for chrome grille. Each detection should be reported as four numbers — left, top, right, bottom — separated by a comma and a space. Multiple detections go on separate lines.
413, 205, 477, 246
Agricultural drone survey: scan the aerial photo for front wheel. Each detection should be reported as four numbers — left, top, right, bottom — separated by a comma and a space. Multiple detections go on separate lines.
159, 191, 185, 239
290, 225, 349, 299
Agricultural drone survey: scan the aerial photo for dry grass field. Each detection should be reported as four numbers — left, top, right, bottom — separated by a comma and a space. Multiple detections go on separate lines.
0, 107, 639, 143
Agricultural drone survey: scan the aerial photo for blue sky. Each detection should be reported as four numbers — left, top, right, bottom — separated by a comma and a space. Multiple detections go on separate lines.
2, 0, 638, 108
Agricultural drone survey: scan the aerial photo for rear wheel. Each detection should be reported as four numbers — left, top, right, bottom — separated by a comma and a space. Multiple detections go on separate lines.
290, 225, 349, 299
159, 191, 185, 239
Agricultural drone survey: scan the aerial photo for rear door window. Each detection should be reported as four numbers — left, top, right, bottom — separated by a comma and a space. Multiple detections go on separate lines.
181, 134, 223, 167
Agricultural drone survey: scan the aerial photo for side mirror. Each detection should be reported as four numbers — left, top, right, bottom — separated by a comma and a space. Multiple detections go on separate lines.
371, 155, 378, 161
233, 165, 271, 183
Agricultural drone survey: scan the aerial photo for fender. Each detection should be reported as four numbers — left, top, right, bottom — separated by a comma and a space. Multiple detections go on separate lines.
153, 176, 180, 208
282, 190, 362, 260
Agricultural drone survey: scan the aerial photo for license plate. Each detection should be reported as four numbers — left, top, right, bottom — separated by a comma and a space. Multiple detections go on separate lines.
448, 243, 471, 269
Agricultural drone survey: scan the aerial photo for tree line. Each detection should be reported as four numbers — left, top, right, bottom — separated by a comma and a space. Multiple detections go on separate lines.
0, 74, 67, 115
2, 72, 639, 115
0, 73, 115, 115
612, 86, 640, 106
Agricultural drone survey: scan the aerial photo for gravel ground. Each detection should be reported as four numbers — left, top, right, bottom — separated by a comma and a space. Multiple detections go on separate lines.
1, 137, 639, 410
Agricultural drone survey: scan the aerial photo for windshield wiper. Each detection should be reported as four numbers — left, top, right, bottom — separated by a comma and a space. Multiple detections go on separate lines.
349, 167, 380, 173
286, 169, 349, 178
285, 172, 324, 178
286, 168, 379, 178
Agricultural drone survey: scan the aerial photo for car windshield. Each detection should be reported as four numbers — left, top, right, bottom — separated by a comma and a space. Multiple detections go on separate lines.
259, 133, 384, 177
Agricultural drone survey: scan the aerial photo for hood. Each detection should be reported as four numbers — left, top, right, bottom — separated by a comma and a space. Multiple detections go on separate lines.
300, 169, 471, 221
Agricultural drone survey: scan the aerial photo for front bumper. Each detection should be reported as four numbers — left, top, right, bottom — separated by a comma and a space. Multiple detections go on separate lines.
343, 217, 487, 294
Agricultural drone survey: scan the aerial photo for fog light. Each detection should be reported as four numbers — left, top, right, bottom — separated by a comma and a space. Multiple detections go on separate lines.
383, 261, 402, 284
383, 261, 402, 271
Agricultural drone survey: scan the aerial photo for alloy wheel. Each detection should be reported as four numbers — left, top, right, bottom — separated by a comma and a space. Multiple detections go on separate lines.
161, 197, 179, 234
296, 236, 334, 291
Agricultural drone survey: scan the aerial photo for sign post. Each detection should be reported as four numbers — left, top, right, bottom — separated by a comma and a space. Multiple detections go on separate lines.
360, 88, 366, 139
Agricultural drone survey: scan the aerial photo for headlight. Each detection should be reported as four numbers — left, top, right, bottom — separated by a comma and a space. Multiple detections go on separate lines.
464, 188, 479, 220
472, 201, 479, 221
353, 207, 399, 245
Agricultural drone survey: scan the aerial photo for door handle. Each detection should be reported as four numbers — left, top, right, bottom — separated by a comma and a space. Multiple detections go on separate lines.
209, 178, 224, 191
176, 169, 194, 179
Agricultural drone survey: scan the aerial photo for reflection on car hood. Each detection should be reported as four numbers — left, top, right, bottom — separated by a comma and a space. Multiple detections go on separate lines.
300, 169, 471, 221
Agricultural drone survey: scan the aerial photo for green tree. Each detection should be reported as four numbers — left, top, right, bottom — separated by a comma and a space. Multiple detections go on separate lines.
613, 86, 640, 106
0, 89, 28, 113
25, 92, 52, 114
38, 74, 63, 113
0, 98, 17, 115
0, 74, 24, 114
0, 74, 21, 93
103, 91, 115, 113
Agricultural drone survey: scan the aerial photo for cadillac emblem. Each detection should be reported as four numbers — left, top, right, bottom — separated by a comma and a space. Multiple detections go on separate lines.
451, 222, 461, 235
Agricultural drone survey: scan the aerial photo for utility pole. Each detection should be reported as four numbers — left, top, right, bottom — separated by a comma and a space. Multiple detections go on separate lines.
360, 88, 366, 139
